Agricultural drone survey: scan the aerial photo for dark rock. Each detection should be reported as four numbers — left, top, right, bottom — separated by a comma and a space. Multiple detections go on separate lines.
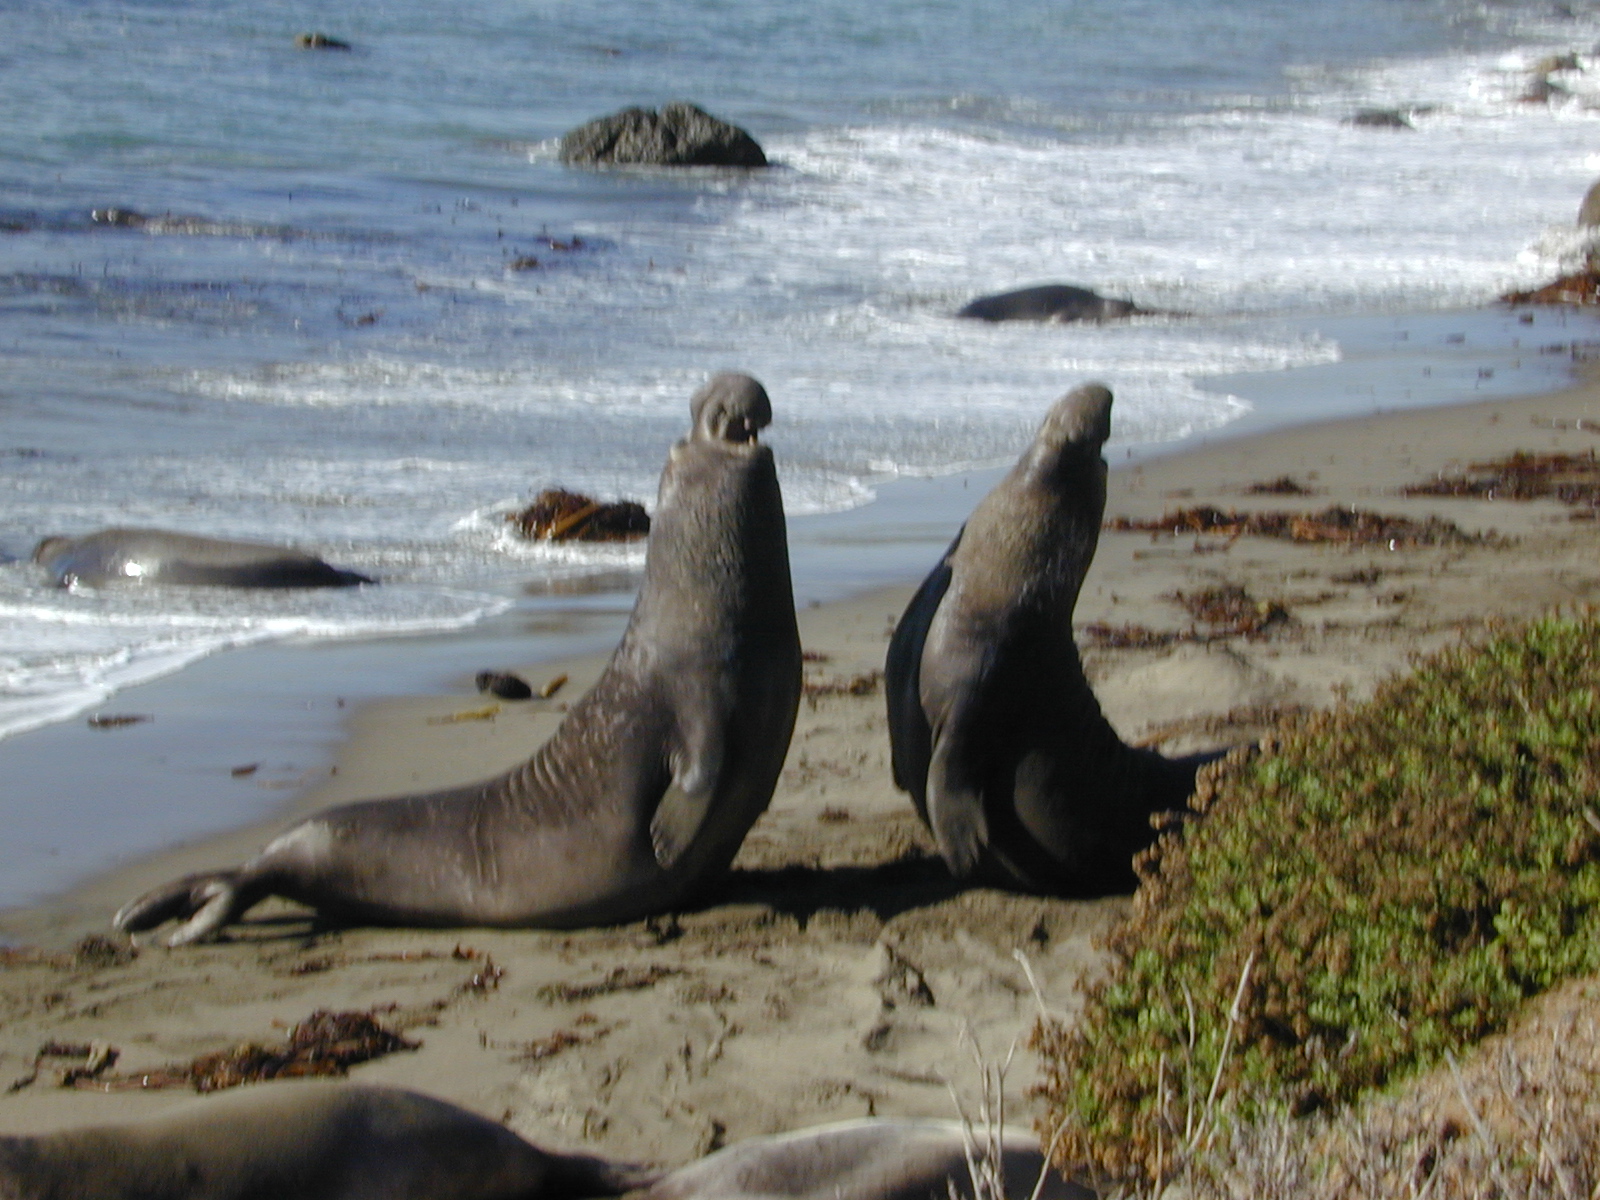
1345, 108, 1412, 129
295, 32, 352, 50
506, 488, 651, 542
90, 208, 148, 228
956, 283, 1142, 323
476, 671, 534, 701
559, 103, 767, 168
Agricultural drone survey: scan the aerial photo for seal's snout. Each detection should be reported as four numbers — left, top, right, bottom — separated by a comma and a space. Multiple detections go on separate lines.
1040, 382, 1113, 450
691, 372, 773, 444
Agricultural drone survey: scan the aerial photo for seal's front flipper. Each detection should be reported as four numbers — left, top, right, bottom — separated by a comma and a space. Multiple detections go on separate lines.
649, 781, 715, 870
926, 732, 989, 878
114, 870, 249, 947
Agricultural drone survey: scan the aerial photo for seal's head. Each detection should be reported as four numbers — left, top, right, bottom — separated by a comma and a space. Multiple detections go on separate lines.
31, 535, 69, 564
691, 373, 772, 445
1036, 383, 1112, 453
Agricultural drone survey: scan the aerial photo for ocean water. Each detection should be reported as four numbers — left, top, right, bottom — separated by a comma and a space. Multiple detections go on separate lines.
4, 0, 1600, 743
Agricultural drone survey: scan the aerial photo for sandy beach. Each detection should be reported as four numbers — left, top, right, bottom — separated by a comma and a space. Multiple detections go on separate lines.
5, 370, 1600, 1171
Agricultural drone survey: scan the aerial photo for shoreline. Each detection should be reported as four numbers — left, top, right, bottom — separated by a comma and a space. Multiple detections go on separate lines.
3, 362, 1600, 1159
2, 301, 1591, 917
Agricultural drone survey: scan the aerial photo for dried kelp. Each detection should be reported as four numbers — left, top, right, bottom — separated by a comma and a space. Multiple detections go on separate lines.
1106, 504, 1485, 547
73, 1009, 418, 1093
1403, 449, 1600, 509
1503, 270, 1600, 306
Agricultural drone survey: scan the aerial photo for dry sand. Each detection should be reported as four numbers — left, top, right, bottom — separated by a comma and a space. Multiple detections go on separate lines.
4, 376, 1600, 1170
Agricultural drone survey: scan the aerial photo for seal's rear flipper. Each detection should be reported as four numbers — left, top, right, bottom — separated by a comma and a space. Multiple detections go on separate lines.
114, 870, 250, 946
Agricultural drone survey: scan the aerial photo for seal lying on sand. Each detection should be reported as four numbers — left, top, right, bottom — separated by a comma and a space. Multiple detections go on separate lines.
116, 374, 802, 945
33, 528, 374, 589
955, 284, 1142, 323
638, 1118, 1093, 1200
0, 1081, 656, 1200
885, 383, 1208, 895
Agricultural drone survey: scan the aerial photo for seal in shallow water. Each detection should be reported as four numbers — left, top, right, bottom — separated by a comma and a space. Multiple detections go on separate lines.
884, 383, 1207, 895
637, 1118, 1093, 1200
32, 528, 374, 588
955, 284, 1140, 323
0, 1081, 656, 1200
115, 373, 802, 945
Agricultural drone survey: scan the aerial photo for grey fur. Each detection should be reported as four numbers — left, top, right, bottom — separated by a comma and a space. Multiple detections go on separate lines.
885, 383, 1207, 895
638, 1117, 1094, 1200
0, 1081, 656, 1200
115, 374, 801, 944
32, 528, 373, 589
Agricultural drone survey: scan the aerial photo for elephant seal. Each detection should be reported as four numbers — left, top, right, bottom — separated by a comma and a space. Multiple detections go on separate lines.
955, 285, 1140, 323
116, 373, 802, 945
32, 528, 374, 589
0, 1080, 656, 1200
885, 383, 1208, 895
638, 1118, 1093, 1200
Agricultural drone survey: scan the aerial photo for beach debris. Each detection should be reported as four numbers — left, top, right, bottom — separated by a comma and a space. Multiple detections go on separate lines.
537, 964, 682, 1004
1502, 268, 1600, 306
801, 649, 832, 663
67, 1010, 419, 1093
427, 703, 501, 724
1403, 448, 1600, 509
1080, 622, 1187, 650
515, 1022, 615, 1063
476, 670, 534, 700
7, 1040, 121, 1093
1105, 504, 1486, 548
803, 668, 882, 703
817, 806, 852, 824
1082, 585, 1293, 650
539, 672, 568, 698
1131, 703, 1314, 750
86, 713, 151, 729
73, 933, 136, 968
295, 32, 352, 50
1173, 585, 1294, 638
457, 956, 504, 994
230, 762, 259, 777
1330, 565, 1385, 585
1246, 474, 1316, 495
506, 488, 650, 542
508, 256, 540, 270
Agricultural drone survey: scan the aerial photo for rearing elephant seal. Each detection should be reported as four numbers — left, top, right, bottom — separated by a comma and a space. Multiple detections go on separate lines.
885, 383, 1206, 895
117, 373, 802, 945
32, 528, 374, 588
0, 1080, 657, 1200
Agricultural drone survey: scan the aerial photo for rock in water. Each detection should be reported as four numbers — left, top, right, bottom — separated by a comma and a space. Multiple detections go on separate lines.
559, 103, 767, 167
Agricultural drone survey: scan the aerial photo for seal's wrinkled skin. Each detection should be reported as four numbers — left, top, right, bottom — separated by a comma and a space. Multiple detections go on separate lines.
0, 1081, 656, 1200
117, 374, 801, 945
885, 383, 1206, 895
637, 1118, 1093, 1200
32, 528, 373, 589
